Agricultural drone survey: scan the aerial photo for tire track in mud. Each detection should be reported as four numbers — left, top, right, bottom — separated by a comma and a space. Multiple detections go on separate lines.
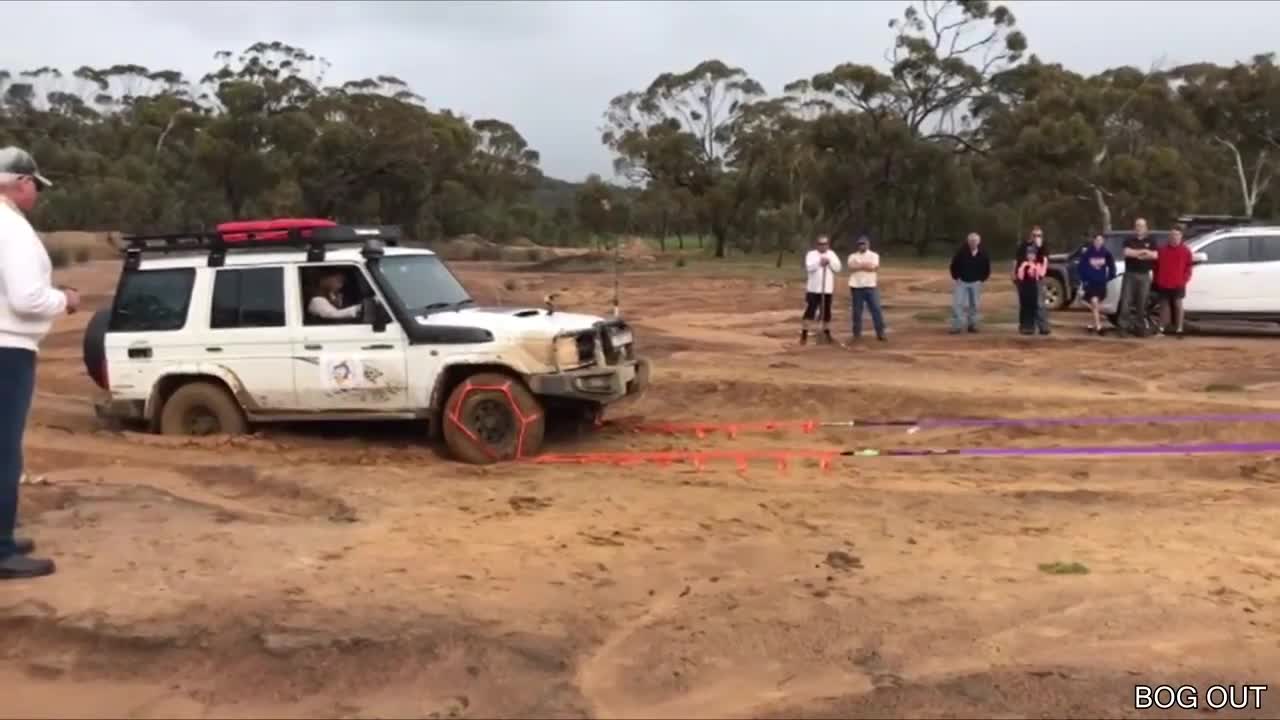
1, 602, 593, 718
20, 439, 361, 524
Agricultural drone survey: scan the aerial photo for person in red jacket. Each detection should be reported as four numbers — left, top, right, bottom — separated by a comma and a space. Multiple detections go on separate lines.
1152, 224, 1193, 337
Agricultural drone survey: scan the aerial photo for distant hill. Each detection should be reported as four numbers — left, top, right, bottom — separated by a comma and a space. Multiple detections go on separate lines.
530, 175, 582, 213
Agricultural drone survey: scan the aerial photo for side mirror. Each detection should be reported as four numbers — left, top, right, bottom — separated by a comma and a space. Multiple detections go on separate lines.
362, 298, 390, 332
1192, 251, 1208, 264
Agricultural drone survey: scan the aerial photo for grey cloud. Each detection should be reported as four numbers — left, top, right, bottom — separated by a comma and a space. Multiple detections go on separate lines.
5, 0, 1280, 181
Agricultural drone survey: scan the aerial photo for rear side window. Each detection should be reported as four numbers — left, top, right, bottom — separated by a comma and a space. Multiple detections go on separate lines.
109, 268, 195, 332
1249, 236, 1280, 262
1201, 236, 1252, 264
210, 267, 286, 329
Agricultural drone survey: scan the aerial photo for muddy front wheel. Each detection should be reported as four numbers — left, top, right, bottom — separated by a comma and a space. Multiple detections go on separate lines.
442, 372, 546, 464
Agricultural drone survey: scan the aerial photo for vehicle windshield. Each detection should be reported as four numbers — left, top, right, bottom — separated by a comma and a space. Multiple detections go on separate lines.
377, 254, 474, 315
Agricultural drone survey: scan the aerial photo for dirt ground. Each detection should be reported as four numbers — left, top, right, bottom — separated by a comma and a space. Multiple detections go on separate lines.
5, 257, 1280, 719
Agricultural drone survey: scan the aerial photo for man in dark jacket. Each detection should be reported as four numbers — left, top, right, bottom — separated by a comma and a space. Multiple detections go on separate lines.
1076, 232, 1117, 334
949, 232, 991, 333
1119, 217, 1158, 337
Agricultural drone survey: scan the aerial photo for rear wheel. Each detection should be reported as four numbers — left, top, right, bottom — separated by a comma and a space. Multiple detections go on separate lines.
1043, 275, 1068, 310
442, 372, 546, 464
82, 308, 110, 389
159, 381, 249, 436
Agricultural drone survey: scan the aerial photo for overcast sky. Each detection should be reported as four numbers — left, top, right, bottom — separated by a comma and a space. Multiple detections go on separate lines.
4, 0, 1278, 181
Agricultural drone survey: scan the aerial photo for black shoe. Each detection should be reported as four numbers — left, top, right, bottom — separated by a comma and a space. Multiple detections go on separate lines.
822, 330, 834, 344
15, 537, 34, 555
967, 326, 978, 333
877, 334, 887, 342
1019, 328, 1034, 335
1038, 328, 1051, 336
799, 330, 808, 345
0, 553, 56, 580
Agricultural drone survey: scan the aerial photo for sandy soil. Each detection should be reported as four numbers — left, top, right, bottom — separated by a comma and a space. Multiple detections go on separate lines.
5, 258, 1280, 719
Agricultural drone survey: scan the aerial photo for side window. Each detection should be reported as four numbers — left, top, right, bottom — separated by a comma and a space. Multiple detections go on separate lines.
1200, 236, 1252, 265
299, 264, 367, 326
1250, 236, 1280, 262
109, 268, 195, 332
210, 267, 285, 329
1105, 234, 1130, 256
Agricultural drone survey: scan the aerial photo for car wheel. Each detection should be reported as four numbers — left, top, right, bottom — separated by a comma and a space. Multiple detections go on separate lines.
82, 307, 111, 389
159, 381, 249, 436
1043, 276, 1067, 310
442, 372, 546, 464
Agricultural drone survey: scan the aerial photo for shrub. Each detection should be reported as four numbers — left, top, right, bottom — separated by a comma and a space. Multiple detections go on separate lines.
48, 246, 70, 268
473, 245, 503, 261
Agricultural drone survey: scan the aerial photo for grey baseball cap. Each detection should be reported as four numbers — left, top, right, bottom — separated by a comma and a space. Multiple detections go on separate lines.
0, 146, 52, 189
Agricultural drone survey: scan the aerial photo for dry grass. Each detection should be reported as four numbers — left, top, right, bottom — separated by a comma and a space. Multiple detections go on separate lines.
40, 230, 119, 267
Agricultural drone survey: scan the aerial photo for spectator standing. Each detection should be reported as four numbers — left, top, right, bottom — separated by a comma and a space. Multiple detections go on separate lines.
1015, 244, 1042, 334
1, 146, 77, 580
1076, 232, 1117, 334
948, 232, 991, 333
1119, 217, 1158, 337
801, 235, 841, 345
846, 235, 886, 342
1152, 224, 1193, 337
1013, 226, 1051, 335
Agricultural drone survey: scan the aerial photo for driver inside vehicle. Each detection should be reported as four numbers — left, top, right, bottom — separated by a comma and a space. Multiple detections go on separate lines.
306, 270, 362, 322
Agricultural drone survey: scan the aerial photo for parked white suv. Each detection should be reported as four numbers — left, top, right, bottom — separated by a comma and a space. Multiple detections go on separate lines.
1102, 226, 1280, 329
83, 220, 651, 464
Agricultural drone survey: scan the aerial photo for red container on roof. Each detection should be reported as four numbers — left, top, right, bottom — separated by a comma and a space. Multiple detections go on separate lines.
216, 218, 338, 243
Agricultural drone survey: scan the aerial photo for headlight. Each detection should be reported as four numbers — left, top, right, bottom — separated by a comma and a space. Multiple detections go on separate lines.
553, 336, 579, 368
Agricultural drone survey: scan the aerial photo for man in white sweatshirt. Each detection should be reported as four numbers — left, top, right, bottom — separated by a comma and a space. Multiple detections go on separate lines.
0, 146, 78, 580
801, 235, 841, 345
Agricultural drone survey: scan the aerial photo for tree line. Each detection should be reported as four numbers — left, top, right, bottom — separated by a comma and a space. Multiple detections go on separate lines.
3, 1, 1278, 260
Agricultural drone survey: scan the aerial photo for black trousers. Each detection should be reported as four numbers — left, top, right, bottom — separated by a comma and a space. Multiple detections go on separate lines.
1017, 281, 1039, 330
802, 292, 833, 323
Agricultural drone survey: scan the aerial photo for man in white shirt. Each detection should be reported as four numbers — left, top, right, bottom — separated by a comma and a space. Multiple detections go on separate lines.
0, 146, 77, 580
846, 235, 886, 342
801, 235, 841, 345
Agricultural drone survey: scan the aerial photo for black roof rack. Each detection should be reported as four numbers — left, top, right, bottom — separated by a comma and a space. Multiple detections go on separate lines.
121, 224, 402, 269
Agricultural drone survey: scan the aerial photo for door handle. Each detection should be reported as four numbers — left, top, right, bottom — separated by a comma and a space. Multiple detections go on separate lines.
205, 347, 222, 353
362, 344, 394, 350
304, 344, 323, 350
127, 347, 151, 359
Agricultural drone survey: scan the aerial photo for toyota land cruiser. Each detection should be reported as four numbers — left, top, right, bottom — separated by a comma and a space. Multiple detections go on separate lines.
82, 218, 651, 464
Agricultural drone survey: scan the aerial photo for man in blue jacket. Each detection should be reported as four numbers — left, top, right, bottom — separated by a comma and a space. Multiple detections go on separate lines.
1076, 232, 1117, 334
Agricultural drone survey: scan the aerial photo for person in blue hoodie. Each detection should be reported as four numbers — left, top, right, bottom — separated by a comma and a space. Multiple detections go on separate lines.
1076, 232, 1117, 334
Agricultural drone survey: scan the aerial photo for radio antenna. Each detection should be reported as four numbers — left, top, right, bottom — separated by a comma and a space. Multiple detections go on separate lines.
602, 198, 622, 318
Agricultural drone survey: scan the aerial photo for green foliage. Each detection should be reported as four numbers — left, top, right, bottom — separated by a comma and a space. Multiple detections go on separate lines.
1, 42, 572, 245
593, 0, 1280, 256
6, 2, 1280, 259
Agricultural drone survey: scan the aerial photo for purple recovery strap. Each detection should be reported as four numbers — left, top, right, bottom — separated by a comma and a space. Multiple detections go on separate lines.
956, 441, 1280, 457
912, 412, 1280, 429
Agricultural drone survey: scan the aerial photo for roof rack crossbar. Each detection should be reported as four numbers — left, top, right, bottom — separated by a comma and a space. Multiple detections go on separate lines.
119, 224, 403, 258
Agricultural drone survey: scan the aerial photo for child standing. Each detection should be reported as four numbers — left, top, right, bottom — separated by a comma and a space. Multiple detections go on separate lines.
1076, 233, 1117, 333
1016, 245, 1042, 335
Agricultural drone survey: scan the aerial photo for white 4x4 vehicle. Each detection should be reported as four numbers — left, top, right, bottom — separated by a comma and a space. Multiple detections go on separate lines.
83, 219, 650, 464
1102, 226, 1280, 329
